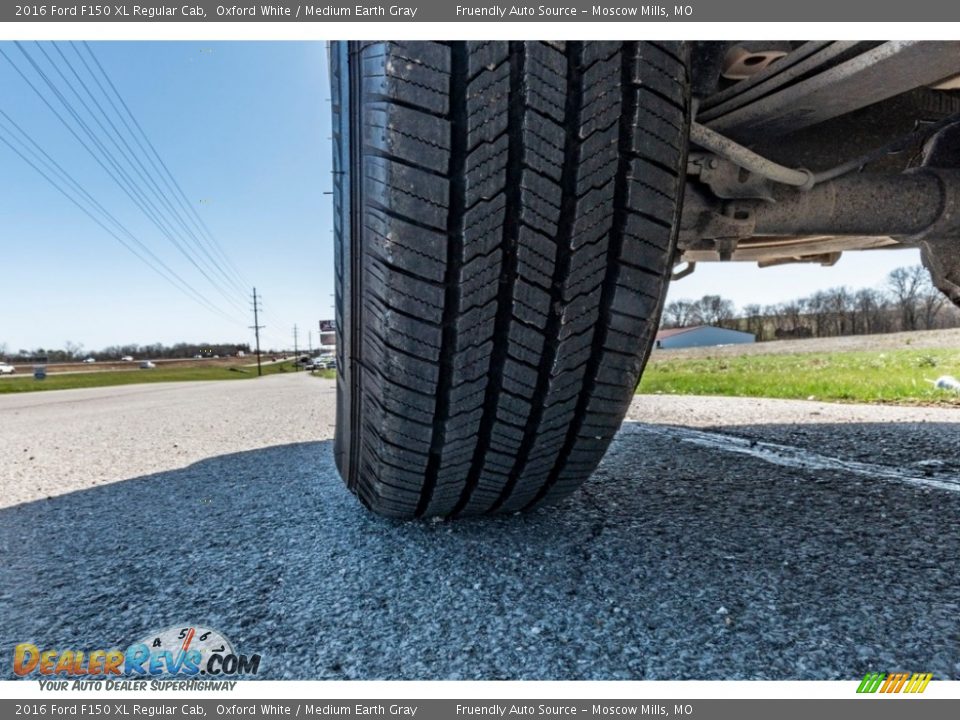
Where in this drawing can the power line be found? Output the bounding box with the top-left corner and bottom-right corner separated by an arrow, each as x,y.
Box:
293,324 -> 299,370
0,111 -> 228,321
71,42 -> 303,341
0,116 -> 243,326
250,287 -> 264,377
81,41 -> 253,294
47,41 -> 249,300
71,42 -> 302,340
13,41 -> 249,317
65,41 -> 252,299
244,291 -> 291,352
0,42 -> 300,344
263,306 -> 290,332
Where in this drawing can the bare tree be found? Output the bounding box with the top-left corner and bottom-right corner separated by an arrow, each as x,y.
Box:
854,287 -> 886,335
693,294 -> 736,327
826,286 -> 853,337
662,299 -> 696,328
781,299 -> 809,334
887,266 -> 925,331
806,291 -> 830,336
742,303 -> 765,340
723,264 -> 956,343
63,340 -> 84,360
918,272 -> 948,329
764,303 -> 784,331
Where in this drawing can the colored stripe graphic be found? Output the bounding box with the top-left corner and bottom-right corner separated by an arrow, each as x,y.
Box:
857,672 -> 886,693
880,673 -> 897,693
857,672 -> 932,694
908,673 -> 933,693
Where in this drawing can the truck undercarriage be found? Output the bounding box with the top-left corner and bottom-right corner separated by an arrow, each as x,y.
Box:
681,41 -> 960,302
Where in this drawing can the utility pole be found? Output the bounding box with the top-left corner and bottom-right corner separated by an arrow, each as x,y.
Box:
308,331 -> 313,357
250,287 -> 264,377
293,324 -> 299,371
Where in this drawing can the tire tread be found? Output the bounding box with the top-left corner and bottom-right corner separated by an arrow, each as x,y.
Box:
333,41 -> 689,517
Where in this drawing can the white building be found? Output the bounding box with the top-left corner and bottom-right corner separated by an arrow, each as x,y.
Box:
655,325 -> 755,350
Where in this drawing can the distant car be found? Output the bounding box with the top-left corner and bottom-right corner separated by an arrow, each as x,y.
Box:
305,355 -> 336,371
193,354 -> 203,359
139,361 -> 156,369
0,363 -> 15,375
82,357 -> 96,363
121,356 -> 134,362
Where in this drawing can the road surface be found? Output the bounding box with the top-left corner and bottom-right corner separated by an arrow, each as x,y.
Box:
1,374 -> 958,680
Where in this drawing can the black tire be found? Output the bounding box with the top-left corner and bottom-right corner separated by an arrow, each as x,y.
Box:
331,41 -> 690,518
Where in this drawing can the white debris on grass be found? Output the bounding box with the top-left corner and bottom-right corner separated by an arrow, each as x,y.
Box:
932,375 -> 960,392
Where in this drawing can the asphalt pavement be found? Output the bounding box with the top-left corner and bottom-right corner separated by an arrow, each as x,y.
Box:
1,374 -> 958,680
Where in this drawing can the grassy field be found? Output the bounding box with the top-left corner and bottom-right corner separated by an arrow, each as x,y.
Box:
0,362 -> 335,394
638,347 -> 960,405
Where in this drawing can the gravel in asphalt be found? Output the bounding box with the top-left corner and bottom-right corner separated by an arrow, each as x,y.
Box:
1,374 -> 957,680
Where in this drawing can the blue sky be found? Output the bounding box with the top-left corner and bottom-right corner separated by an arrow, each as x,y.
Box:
0,41 -> 331,353
0,40 -> 919,353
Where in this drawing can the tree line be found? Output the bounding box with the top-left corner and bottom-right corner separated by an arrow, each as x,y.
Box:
0,341 -> 252,363
662,265 -> 959,342
4,265 -> 957,360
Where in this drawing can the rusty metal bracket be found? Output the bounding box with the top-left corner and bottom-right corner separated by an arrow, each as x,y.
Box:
916,131 -> 960,307
671,262 -> 697,281
919,238 -> 960,307
690,153 -> 775,201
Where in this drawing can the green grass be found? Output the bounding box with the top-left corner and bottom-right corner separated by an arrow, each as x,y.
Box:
638,348 -> 960,405
308,369 -> 338,380
0,362 -> 335,394
14,343 -> 956,405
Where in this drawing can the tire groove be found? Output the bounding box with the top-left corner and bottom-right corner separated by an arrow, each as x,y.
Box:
366,293 -> 442,327
449,41 -> 527,518
633,83 -> 684,113
524,41 -> 640,510
346,41 -> 364,493
363,93 -> 447,118
416,43 -> 468,517
364,148 -> 449,179
367,253 -> 445,288
368,203 -> 446,233
489,42 -> 585,514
